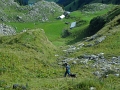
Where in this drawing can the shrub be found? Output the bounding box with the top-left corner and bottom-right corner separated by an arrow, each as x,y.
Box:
61,79 -> 103,90
0,68 -> 7,75
61,29 -> 71,38
88,16 -> 106,35
0,80 -> 7,88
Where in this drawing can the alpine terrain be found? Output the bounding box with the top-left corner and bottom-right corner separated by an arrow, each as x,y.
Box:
0,0 -> 120,90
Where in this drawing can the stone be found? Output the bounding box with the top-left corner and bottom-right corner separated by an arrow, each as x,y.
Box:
0,23 -> 16,36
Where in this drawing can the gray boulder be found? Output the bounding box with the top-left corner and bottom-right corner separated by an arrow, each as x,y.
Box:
0,23 -> 16,36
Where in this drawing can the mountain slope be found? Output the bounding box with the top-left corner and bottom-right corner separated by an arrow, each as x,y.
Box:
56,7 -> 120,90
57,0 -> 120,11
0,29 -> 58,86
88,5 -> 120,35
0,0 -> 63,22
65,5 -> 120,57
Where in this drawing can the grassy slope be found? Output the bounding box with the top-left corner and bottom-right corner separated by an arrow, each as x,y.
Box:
63,4 -> 116,44
60,9 -> 120,90
0,3 -> 120,90
71,14 -> 120,58
0,29 -> 61,89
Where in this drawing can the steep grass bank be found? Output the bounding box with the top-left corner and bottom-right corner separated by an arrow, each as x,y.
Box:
0,29 -> 61,89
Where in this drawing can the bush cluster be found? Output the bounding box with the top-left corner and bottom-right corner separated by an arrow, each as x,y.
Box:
88,16 -> 106,35
61,29 -> 70,38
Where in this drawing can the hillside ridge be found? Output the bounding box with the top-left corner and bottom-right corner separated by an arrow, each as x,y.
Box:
57,0 -> 120,11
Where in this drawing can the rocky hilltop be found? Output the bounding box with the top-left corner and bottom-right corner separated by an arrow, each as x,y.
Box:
0,0 -> 63,22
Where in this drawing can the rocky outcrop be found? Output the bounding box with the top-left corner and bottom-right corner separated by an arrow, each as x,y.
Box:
0,23 -> 16,36
80,3 -> 112,13
0,0 -> 63,22
58,50 -> 120,78
57,40 -> 120,79
24,0 -> 63,22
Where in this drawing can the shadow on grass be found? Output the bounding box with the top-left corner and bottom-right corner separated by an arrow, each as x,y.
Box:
65,28 -> 90,45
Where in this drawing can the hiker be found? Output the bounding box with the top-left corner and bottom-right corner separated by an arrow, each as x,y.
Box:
64,63 -> 70,77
